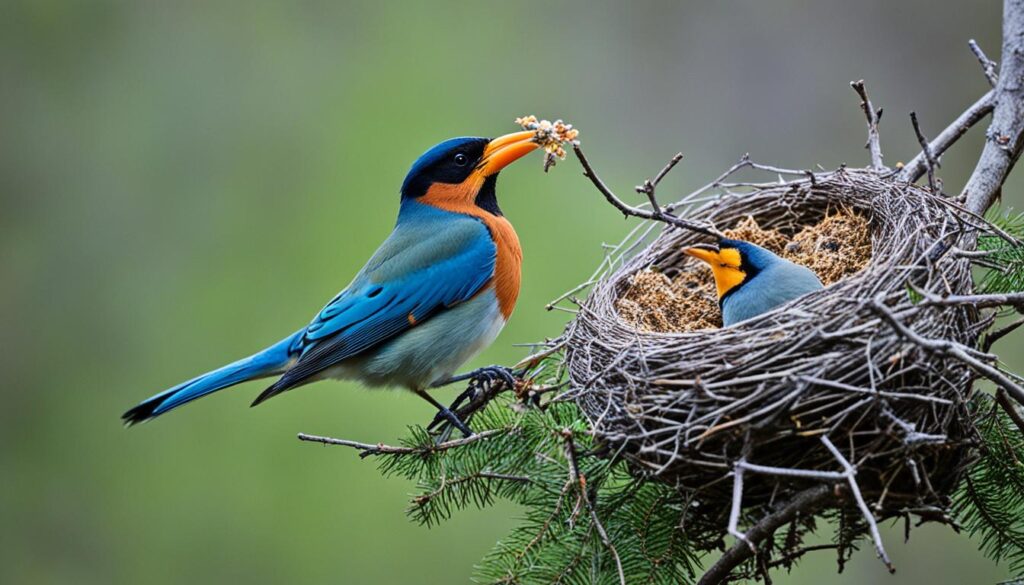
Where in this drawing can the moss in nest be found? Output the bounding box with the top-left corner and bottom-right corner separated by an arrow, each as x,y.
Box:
616,270 -> 721,332
615,211 -> 871,332
723,216 -> 789,254
784,211 -> 872,285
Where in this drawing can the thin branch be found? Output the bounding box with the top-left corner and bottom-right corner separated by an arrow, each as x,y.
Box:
697,484 -> 834,585
851,80 -> 885,170
963,0 -> 1024,215
970,38 -> 1000,87
562,430 -> 625,585
411,471 -> 531,508
910,111 -> 939,193
726,460 -> 749,546
984,316 -> 1024,351
650,152 -> 685,189
996,388 -> 1024,435
573,144 -> 726,239
636,154 -> 685,217
916,289 -> 1024,310
899,91 -> 996,183
296,428 -> 506,458
820,435 -> 895,573
872,298 -> 1024,408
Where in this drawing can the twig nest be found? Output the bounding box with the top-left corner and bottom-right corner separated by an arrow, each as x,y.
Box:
562,168 -> 987,538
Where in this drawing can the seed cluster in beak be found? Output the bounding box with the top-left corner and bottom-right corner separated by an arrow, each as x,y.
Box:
514,115 -> 580,171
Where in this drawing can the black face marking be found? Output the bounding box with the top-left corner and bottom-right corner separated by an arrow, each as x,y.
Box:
475,174 -> 502,216
401,138 -> 488,199
717,246 -> 761,306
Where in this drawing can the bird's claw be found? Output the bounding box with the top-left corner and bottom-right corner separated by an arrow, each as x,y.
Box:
435,407 -> 474,438
427,385 -> 478,431
467,365 -> 519,389
426,365 -> 521,435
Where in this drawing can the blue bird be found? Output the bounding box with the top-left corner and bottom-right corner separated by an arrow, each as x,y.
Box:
684,238 -> 823,326
122,131 -> 542,435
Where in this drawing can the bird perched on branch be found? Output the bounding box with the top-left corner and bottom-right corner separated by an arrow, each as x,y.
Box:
122,131 -> 542,435
684,238 -> 823,326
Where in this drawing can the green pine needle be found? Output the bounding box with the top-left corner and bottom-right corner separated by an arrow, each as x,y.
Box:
978,209 -> 1024,296
954,395 -> 1024,578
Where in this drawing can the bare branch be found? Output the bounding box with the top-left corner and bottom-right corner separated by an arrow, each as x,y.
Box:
984,316 -> 1024,351
573,144 -> 726,239
962,0 -> 1024,214
562,430 -> 625,585
917,289 -> 1024,310
636,153 -> 684,214
821,435 -> 895,573
910,112 -> 940,193
851,80 -> 885,170
970,38 -> 1000,87
996,388 -> 1024,435
297,429 -> 506,458
697,485 -> 834,585
899,91 -> 995,183
872,297 -> 1024,408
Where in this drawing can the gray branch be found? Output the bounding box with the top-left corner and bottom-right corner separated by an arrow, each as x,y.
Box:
962,0 -> 1024,214
697,484 -> 834,585
898,91 -> 995,183
851,80 -> 886,170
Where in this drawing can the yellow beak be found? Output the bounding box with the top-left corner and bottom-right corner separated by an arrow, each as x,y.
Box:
478,131 -> 539,176
684,244 -> 746,299
683,244 -> 722,265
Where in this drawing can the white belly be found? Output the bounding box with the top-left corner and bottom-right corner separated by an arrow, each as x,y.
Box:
321,288 -> 507,390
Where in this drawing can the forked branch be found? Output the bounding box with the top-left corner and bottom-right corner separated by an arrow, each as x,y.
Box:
573,144 -> 726,239
851,80 -> 885,170
962,0 -> 1024,214
697,484 -> 834,585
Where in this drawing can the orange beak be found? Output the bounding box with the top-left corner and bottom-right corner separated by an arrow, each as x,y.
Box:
478,131 -> 539,176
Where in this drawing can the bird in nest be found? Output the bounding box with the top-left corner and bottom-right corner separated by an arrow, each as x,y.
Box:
684,238 -> 823,326
122,131 -> 545,437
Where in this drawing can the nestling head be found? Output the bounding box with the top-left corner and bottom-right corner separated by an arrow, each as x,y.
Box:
683,238 -> 778,299
400,132 -> 539,213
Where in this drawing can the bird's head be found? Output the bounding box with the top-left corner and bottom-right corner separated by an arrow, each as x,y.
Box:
683,238 -> 778,300
400,132 -> 539,215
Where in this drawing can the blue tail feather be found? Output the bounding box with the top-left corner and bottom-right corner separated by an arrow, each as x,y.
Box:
122,330 -> 303,425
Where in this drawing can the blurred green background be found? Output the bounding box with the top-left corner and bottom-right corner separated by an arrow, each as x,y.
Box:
2,1 -> 1021,583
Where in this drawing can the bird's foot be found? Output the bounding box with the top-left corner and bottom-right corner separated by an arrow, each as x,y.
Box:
425,366 -> 523,440
427,365 -> 522,431
415,390 -> 475,439
433,365 -> 519,389
427,385 -> 479,431
434,407 -> 474,438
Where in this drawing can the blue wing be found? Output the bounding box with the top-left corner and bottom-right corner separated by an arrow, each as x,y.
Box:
253,205 -> 496,403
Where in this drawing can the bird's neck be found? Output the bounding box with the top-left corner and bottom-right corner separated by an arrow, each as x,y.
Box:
403,193 -> 522,320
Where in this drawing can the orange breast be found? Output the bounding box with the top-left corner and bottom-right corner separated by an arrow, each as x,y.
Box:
420,182 -> 523,319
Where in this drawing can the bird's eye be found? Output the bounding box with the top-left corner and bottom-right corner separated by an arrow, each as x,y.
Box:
453,153 -> 469,166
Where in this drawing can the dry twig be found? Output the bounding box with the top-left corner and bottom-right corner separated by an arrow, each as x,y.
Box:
562,430 -> 626,585
910,111 -> 939,193
297,429 -> 506,458
573,145 -> 726,239
851,80 -> 885,170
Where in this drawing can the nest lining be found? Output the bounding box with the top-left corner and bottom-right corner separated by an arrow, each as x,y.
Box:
562,168 -> 993,545
616,212 -> 872,333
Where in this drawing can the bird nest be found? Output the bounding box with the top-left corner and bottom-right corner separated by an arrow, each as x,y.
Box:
559,165 -> 999,553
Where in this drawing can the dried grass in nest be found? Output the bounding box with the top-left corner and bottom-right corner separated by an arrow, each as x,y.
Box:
558,167 -> 1001,552
616,211 -> 872,333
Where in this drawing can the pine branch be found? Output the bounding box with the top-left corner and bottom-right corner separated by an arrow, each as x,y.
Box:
954,396 -> 1024,577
